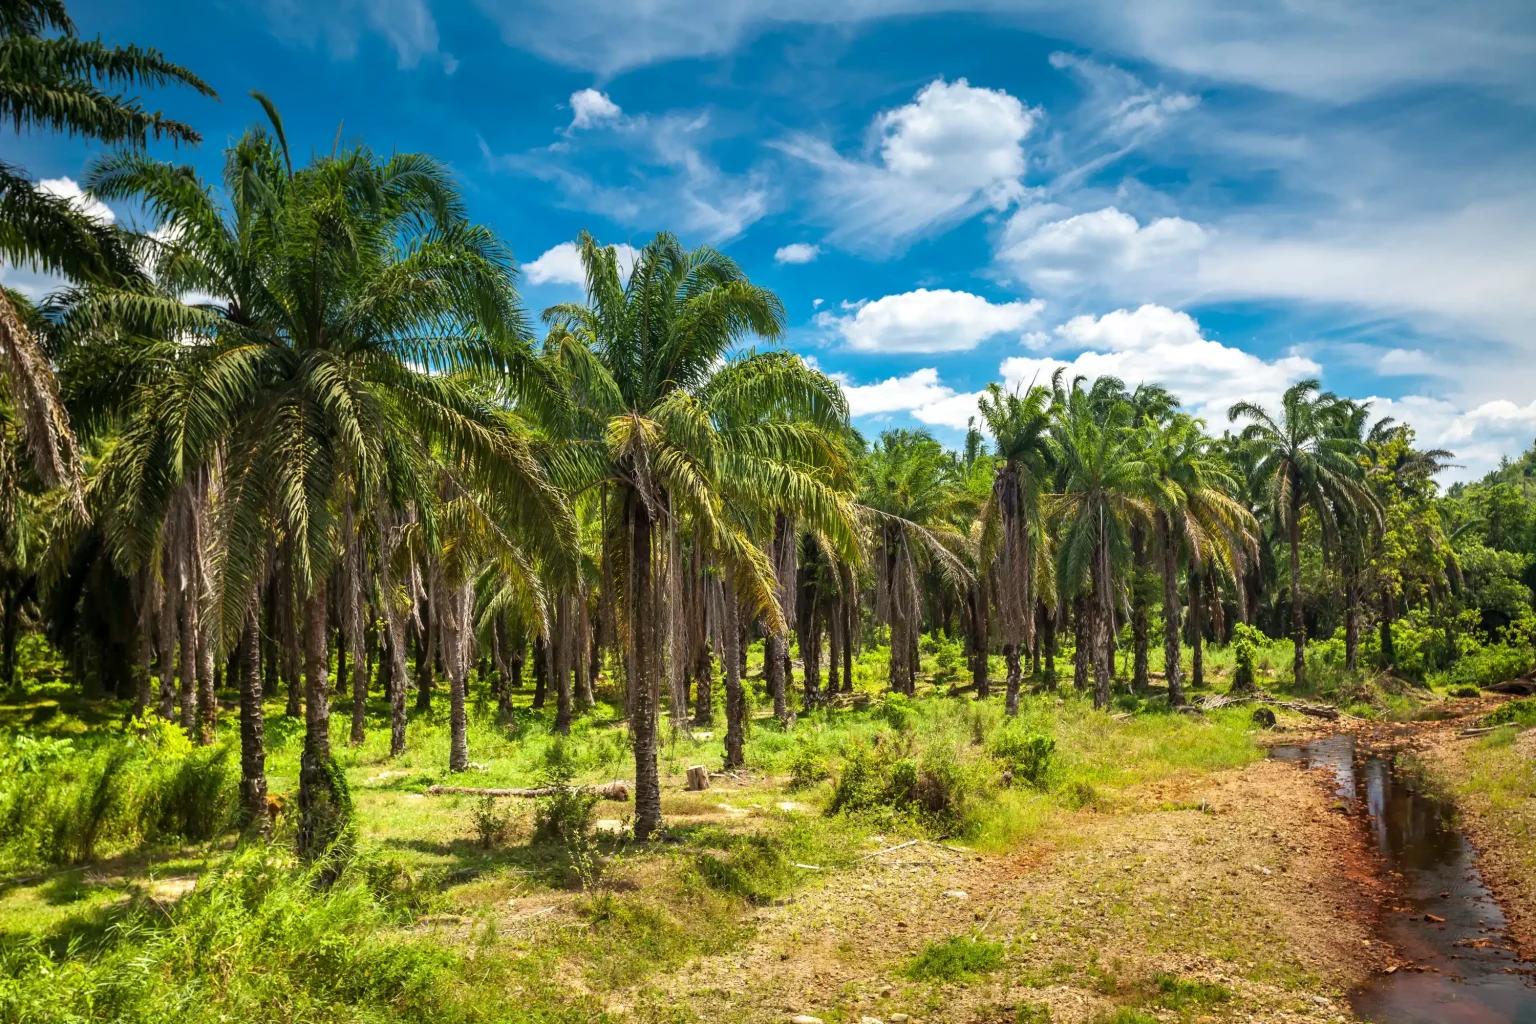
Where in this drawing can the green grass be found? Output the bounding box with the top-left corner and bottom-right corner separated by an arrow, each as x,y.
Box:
1153,972 -> 1232,1008
901,934 -> 1006,981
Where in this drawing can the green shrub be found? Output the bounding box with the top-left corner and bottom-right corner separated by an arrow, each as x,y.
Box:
1015,1004 -> 1053,1024
991,730 -> 1055,788
1483,698 -> 1536,728
1449,685 -> 1482,699
902,935 -> 1004,981
825,736 -> 990,831
470,795 -> 512,848
786,742 -> 830,790
880,693 -> 917,732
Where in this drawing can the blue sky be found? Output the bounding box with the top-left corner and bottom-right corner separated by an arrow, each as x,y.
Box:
7,0 -> 1536,479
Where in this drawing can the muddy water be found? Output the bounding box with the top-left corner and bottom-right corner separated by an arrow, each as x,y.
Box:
1270,734 -> 1536,1022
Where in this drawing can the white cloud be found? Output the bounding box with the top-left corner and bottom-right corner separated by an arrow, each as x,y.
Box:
472,1 -> 1536,103
524,240 -> 641,286
836,367 -> 984,430
779,77 -> 1034,252
997,205 -> 1206,292
818,288 -> 1044,353
568,88 -> 623,130
774,242 -> 821,264
1048,52 -> 1199,138
1366,394 -> 1536,481
39,177 -> 114,224
1000,304 -> 1318,425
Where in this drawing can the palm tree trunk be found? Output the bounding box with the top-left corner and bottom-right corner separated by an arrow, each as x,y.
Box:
723,587 -> 745,769
1159,515 -> 1184,706
298,581 -> 346,865
970,580 -> 990,700
443,582 -> 470,771
415,606 -> 436,712
826,603 -> 842,696
532,633 -> 548,709
1288,494 -> 1305,688
554,593 -> 573,736
1131,528 -> 1149,693
178,583 -> 199,735
1,588 -> 19,699
766,631 -> 789,721
841,583 -> 855,693
1189,568 -> 1204,690
1042,602 -> 1057,689
238,607 -> 267,837
629,495 -> 662,840
1072,595 -> 1088,692
693,639 -> 713,725
1091,544 -> 1113,710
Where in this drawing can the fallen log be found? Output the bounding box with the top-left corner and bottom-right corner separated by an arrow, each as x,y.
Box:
426,781 -> 631,801
1195,693 -> 1343,720
1485,678 -> 1536,696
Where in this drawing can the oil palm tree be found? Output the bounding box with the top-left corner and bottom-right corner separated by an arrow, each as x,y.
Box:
542,232 -> 855,839
1145,413 -> 1257,703
1,0 -> 213,511
859,430 -> 973,696
1048,375 -> 1151,709
1230,380 -> 1376,690
89,103 -> 570,862
977,381 -> 1053,715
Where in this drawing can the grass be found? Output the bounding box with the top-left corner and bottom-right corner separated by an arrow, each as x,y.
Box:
901,934 -> 1006,981
0,631 -> 1390,1023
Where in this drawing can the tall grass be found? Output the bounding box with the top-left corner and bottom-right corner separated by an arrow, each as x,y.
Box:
0,721 -> 237,874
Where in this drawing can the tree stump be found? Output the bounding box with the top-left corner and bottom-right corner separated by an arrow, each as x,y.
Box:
686,765 -> 710,791
1251,706 -> 1277,728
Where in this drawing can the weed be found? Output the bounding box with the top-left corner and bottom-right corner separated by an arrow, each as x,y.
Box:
1154,973 -> 1232,1008
1015,1003 -> 1053,1024
469,795 -> 512,848
1094,1011 -> 1158,1024
786,743 -> 830,790
901,935 -> 1005,981
1484,698 -> 1536,728
992,730 -> 1055,788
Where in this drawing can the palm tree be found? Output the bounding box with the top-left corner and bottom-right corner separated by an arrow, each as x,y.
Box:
1048,375 -> 1150,709
1,0 -> 213,510
977,382 -> 1053,715
89,103 -> 570,861
1230,381 -> 1376,690
1144,413 -> 1257,703
859,430 -> 973,696
543,232 -> 855,839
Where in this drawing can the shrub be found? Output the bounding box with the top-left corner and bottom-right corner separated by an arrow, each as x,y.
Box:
902,935 -> 1004,981
991,730 -> 1055,788
1449,685 -> 1482,699
532,742 -> 601,886
1016,1004 -> 1053,1024
470,796 -> 512,848
786,743 -> 830,790
880,693 -> 917,732
825,736 -> 990,831
1483,698 -> 1536,728
1230,623 -> 1263,692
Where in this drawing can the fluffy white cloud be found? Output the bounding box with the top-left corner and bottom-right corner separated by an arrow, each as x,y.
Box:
818,288 -> 1044,353
836,368 -> 983,430
524,240 -> 641,286
997,205 -> 1206,292
39,177 -> 114,224
568,88 -> 623,130
1366,394 -> 1536,481
1000,304 -> 1318,425
774,242 -> 821,264
780,78 -> 1034,251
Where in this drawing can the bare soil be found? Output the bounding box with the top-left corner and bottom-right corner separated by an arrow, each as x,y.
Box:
615,755 -> 1389,1023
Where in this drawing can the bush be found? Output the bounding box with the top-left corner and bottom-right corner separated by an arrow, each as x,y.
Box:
1154,973 -> 1232,1008
1230,623 -> 1263,692
825,736 -> 991,831
1483,698 -> 1536,728
532,742 -> 601,886
991,730 -> 1055,788
880,693 -> 917,732
902,935 -> 1004,981
470,796 -> 512,848
786,742 -> 830,790
0,721 -> 238,872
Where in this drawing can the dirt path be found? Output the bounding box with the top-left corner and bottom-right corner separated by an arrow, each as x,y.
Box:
620,756 -> 1387,1024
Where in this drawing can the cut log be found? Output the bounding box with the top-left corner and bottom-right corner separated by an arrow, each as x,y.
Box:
426,781 -> 630,800
685,765 -> 710,791
1485,679 -> 1536,696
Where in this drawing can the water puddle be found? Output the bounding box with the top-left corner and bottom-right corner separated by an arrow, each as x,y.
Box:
1270,734 -> 1536,1022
